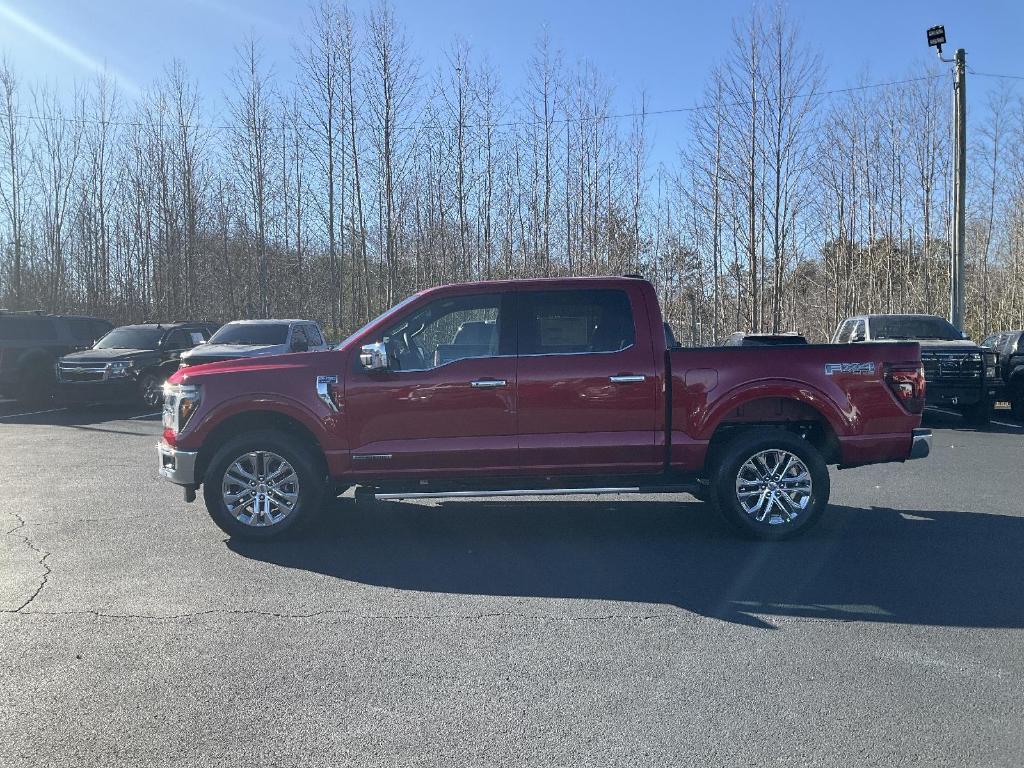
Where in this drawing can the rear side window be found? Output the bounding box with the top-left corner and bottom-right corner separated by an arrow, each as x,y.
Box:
0,315 -> 57,341
519,289 -> 635,356
306,324 -> 324,346
66,318 -> 109,343
834,320 -> 854,344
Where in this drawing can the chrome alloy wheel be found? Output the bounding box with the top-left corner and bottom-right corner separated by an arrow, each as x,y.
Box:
221,451 -> 300,527
734,448 -> 813,526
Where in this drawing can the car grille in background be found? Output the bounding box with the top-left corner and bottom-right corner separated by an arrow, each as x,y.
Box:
58,361 -> 107,382
920,351 -> 981,383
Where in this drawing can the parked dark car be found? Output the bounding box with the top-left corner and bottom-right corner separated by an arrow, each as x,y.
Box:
723,332 -> 809,347
0,311 -> 113,403
832,314 -> 999,426
981,330 -> 1024,419
58,322 -> 217,407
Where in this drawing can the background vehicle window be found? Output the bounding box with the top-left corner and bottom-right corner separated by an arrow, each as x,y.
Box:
381,293 -> 501,371
519,289 -> 634,355
209,323 -> 289,345
852,319 -> 866,341
306,324 -> 324,346
66,318 -> 105,343
163,329 -> 193,350
834,320 -> 853,343
0,315 -> 57,341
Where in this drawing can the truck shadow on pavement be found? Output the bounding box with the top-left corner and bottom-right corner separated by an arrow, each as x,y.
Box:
229,498 -> 1024,630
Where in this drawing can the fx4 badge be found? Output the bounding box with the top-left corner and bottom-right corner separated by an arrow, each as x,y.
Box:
825,362 -> 876,376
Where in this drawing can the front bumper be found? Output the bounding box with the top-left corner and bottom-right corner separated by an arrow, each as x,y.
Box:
909,428 -> 931,460
925,383 -> 996,408
158,441 -> 199,486
58,377 -> 138,402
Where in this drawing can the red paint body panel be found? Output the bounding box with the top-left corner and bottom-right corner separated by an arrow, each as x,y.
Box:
167,276 -> 924,484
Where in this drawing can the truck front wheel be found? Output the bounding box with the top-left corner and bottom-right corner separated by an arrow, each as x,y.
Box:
709,429 -> 830,540
202,430 -> 325,540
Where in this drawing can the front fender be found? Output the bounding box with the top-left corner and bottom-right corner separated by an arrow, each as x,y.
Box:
178,391 -> 335,452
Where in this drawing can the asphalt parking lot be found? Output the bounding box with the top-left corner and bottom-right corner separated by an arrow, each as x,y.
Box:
1,400 -> 1022,767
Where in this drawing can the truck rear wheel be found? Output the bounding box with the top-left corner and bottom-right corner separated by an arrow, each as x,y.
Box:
202,430 -> 325,540
709,428 -> 830,540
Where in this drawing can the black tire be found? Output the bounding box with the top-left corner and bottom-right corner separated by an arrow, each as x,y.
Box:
16,360 -> 55,404
202,430 -> 326,540
959,399 -> 993,428
137,372 -> 164,409
708,428 -> 830,541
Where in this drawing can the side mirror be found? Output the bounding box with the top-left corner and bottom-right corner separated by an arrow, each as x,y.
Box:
360,341 -> 389,370
961,331 -> 970,340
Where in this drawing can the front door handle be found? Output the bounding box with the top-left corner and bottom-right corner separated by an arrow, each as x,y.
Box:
471,379 -> 507,388
609,375 -> 646,384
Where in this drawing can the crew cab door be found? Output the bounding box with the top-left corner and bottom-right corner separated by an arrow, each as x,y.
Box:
344,291 -> 517,479
515,286 -> 660,474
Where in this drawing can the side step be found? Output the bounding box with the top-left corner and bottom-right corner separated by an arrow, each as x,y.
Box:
372,485 -> 699,501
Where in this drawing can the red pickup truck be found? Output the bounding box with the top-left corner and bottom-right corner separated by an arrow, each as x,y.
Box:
157,277 -> 930,541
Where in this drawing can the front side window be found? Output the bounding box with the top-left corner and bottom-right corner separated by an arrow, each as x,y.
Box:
519,289 -> 634,355
834,320 -> 854,344
380,293 -> 502,371
163,329 -> 193,350
306,324 -> 324,347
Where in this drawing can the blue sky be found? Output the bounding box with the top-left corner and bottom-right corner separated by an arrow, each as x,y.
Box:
0,0 -> 1021,167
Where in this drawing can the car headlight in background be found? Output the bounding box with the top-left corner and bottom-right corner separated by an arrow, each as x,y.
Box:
106,360 -> 136,379
983,352 -> 998,380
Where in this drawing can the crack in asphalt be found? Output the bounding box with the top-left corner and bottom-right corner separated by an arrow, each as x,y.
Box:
4,513 -> 52,613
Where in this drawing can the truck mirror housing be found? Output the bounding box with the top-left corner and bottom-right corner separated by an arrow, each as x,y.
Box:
360,342 -> 389,371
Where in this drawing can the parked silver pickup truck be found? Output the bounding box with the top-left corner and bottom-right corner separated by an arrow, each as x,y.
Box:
178,319 -> 329,367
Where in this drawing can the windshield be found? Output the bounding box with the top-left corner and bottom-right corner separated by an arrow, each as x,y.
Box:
208,323 -> 289,346
869,316 -> 963,341
94,327 -> 164,349
337,293 -> 422,350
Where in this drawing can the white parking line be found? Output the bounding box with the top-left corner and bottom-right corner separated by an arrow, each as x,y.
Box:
0,407 -> 67,420
927,406 -> 1022,429
129,411 -> 162,420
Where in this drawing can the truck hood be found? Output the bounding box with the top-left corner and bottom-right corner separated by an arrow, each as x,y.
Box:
169,349 -> 334,385
180,343 -> 288,362
61,347 -> 157,363
916,339 -> 981,350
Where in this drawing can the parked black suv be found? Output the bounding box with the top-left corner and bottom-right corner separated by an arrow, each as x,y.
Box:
57,322 -> 217,407
981,330 -> 1023,419
0,311 -> 113,403
833,314 -> 999,426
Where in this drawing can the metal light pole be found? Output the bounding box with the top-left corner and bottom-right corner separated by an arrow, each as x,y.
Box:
928,25 -> 967,331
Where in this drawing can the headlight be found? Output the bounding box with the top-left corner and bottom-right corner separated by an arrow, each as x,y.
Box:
162,384 -> 201,433
106,360 -> 135,378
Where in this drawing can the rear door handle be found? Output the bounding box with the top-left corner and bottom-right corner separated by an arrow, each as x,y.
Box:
609,375 -> 646,384
471,379 -> 507,388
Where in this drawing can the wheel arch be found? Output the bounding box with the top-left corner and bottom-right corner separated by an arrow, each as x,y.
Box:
195,409 -> 328,487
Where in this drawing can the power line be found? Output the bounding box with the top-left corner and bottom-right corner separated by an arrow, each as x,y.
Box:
8,73 -> 946,134
969,70 -> 1024,82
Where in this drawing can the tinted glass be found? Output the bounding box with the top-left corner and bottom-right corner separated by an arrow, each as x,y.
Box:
66,318 -> 108,342
519,289 -> 634,355
0,315 -> 57,341
382,293 -> 501,371
868,315 -> 961,341
209,323 -> 289,345
95,327 -> 164,349
835,320 -> 853,343
164,329 -> 193,350
306,324 -> 324,346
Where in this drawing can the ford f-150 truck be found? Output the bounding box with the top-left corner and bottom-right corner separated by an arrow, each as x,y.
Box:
157,277 -> 931,541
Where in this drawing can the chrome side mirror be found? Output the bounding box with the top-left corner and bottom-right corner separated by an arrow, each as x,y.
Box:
360,342 -> 389,370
